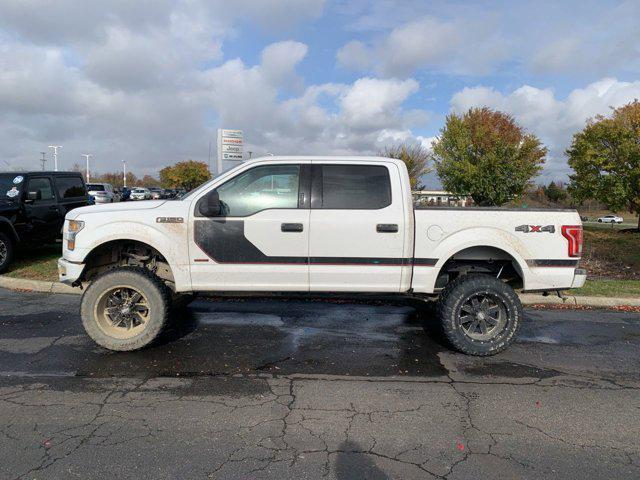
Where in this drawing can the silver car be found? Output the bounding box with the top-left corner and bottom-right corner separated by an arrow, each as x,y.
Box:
86,183 -> 118,204
130,187 -> 152,200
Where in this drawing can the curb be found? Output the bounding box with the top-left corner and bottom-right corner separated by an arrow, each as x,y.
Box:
519,293 -> 640,307
0,275 -> 638,307
0,276 -> 79,295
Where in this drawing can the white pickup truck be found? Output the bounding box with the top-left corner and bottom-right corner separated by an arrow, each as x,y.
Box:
58,156 -> 586,355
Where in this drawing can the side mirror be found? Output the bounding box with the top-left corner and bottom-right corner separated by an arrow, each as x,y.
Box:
199,190 -> 221,217
27,191 -> 41,201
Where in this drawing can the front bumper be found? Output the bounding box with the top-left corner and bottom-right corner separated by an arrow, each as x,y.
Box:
571,268 -> 587,288
58,258 -> 86,285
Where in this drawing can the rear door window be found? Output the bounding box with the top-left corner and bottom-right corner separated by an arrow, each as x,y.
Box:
55,176 -> 86,199
320,165 -> 391,209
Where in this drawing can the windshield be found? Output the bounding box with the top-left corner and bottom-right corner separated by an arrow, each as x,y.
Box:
0,173 -> 24,200
87,184 -> 106,191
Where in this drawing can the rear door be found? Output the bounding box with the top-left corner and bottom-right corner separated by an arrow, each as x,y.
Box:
308,161 -> 407,292
53,175 -> 87,231
189,161 -> 311,291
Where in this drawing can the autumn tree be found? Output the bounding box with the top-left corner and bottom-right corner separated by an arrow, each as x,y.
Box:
95,171 -> 138,189
432,107 -> 547,206
140,175 -> 161,188
380,143 -> 431,190
159,160 -> 211,191
568,100 -> 640,230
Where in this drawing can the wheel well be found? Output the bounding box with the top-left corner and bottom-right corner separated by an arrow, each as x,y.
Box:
81,240 -> 175,288
0,221 -> 18,243
435,246 -> 523,290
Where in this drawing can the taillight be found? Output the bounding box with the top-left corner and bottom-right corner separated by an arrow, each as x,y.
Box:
561,225 -> 583,257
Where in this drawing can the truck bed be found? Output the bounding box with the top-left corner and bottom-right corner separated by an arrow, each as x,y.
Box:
411,207 -> 583,293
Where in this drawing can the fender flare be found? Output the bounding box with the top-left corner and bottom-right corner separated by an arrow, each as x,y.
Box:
77,223 -> 180,267
431,227 -> 530,282
0,217 -> 19,242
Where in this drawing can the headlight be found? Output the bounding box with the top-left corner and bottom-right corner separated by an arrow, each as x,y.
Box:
65,220 -> 85,250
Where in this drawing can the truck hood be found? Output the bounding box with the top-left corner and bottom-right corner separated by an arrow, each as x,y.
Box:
67,200 -> 168,220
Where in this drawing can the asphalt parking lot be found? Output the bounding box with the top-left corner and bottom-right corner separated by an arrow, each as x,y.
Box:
0,288 -> 638,479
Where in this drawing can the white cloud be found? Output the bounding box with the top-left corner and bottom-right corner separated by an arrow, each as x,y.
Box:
340,77 -> 420,130
0,0 -> 333,175
338,1 -> 640,78
450,78 -> 640,180
203,52 -> 428,157
337,14 -> 509,76
336,40 -> 372,71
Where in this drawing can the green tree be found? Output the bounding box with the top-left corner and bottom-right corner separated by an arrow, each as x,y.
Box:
432,107 -> 547,206
543,181 -> 567,203
380,143 -> 431,190
568,100 -> 640,230
159,160 -> 211,190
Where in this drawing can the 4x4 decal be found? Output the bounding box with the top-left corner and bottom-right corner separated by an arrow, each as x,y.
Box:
515,224 -> 555,233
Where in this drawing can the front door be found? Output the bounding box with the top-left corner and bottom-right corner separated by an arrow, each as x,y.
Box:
23,176 -> 60,242
308,162 -> 407,292
189,162 -> 311,291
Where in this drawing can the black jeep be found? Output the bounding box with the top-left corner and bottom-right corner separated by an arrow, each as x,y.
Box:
0,171 -> 88,273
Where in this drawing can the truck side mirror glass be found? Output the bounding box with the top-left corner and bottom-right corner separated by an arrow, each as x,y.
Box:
199,190 -> 221,217
27,191 -> 41,201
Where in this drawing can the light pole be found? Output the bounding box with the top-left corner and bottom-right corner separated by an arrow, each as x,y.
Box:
81,154 -> 92,182
40,152 -> 47,171
122,160 -> 127,188
48,145 -> 62,171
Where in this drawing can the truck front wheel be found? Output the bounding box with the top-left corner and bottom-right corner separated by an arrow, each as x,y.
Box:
80,267 -> 170,351
437,274 -> 522,356
0,232 -> 14,274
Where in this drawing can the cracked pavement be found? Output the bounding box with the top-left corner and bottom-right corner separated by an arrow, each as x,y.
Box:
0,289 -> 638,479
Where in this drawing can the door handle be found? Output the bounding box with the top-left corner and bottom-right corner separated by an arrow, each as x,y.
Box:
377,223 -> 399,233
281,223 -> 304,232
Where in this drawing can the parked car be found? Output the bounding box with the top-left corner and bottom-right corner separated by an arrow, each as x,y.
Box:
59,156 -> 586,356
597,215 -> 623,224
149,188 -> 165,200
0,171 -> 87,272
129,187 -> 151,200
86,183 -> 118,204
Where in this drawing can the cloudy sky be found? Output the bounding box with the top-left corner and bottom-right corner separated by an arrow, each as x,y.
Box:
1,0 -> 639,185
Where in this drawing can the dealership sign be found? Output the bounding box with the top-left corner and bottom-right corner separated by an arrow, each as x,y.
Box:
217,129 -> 243,161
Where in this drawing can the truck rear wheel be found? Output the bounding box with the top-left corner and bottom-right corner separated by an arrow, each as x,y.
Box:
80,267 -> 170,351
0,232 -> 14,274
437,274 -> 522,356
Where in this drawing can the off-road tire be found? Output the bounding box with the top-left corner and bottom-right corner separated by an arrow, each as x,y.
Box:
0,232 -> 14,274
437,274 -> 522,356
80,267 -> 171,351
